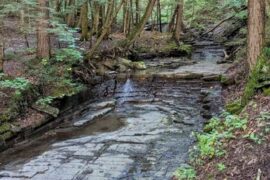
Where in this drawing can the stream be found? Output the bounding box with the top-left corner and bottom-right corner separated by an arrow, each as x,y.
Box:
0,41 -> 230,180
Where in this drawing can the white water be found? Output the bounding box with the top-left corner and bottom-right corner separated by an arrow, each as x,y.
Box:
120,78 -> 134,104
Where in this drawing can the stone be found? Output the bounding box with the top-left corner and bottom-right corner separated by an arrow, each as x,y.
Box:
132,61 -> 147,70
89,100 -> 116,109
117,57 -> 133,68
74,107 -> 113,127
117,64 -> 129,73
32,103 -> 59,118
220,74 -> 235,85
202,74 -> 221,81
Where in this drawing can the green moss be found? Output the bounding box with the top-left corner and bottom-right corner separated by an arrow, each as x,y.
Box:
241,53 -> 268,106
132,61 -> 146,70
263,88 -> 270,96
0,114 -> 10,122
226,100 -> 242,115
0,131 -> 13,141
220,75 -> 235,85
162,42 -> 192,55
0,123 -> 11,134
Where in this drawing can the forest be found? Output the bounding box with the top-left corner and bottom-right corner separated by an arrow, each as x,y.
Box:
0,0 -> 269,179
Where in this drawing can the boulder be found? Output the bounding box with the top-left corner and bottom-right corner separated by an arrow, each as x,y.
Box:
117,57 -> 133,68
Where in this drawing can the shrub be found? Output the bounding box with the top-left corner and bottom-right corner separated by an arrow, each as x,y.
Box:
174,166 -> 196,180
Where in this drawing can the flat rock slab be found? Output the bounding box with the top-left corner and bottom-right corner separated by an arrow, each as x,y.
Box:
0,80 -> 223,180
74,107 -> 114,127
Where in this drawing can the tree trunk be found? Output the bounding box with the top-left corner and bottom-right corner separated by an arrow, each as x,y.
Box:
37,0 -> 50,59
247,0 -> 265,69
123,0 -> 130,35
92,2 -> 100,36
66,0 -> 76,27
80,1 -> 89,41
124,0 -> 156,47
87,0 -> 125,59
0,33 -> 4,72
168,7 -> 177,32
173,0 -> 184,42
157,0 -> 162,32
135,0 -> 140,24
55,0 -> 62,13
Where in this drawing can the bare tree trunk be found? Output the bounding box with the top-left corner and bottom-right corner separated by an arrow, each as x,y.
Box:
55,0 -> 62,13
168,6 -> 177,32
80,1 -> 89,41
247,0 -> 265,69
135,0 -> 140,24
0,33 -> 4,72
157,0 -> 162,32
123,0 -> 130,35
92,2 -> 100,36
66,0 -> 76,27
37,0 -> 50,59
173,0 -> 184,42
124,0 -> 156,47
87,0 -> 125,59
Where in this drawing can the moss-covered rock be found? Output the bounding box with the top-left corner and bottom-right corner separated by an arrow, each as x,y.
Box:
0,123 -> 11,134
263,88 -> 270,96
220,74 -> 235,85
0,131 -> 13,141
226,100 -> 242,115
32,103 -> 59,118
161,42 -> 192,55
133,61 -> 147,70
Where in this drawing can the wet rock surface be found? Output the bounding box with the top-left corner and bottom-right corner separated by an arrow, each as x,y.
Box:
0,80 -> 223,180
0,41 -> 229,180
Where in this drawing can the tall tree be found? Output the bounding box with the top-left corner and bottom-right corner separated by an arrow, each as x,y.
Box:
247,0 -> 266,69
124,0 -> 157,47
0,29 -> 3,72
66,0 -> 76,27
173,0 -> 184,42
87,0 -> 125,59
135,0 -> 140,24
37,0 -> 50,59
80,1 -> 89,41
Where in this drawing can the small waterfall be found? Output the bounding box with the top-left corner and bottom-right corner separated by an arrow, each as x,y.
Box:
120,78 -> 134,104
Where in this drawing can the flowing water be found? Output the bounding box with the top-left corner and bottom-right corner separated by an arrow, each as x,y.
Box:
0,41 -> 230,180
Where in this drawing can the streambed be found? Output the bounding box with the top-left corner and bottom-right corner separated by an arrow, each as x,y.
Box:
0,41 -> 229,180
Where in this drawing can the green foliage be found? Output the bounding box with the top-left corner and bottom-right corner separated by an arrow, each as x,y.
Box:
191,114 -> 247,163
55,48 -> 83,63
174,166 -> 196,180
36,96 -> 55,106
224,114 -> 247,131
226,100 -> 242,115
0,77 -> 30,91
217,163 -> 226,172
244,133 -> 262,144
203,117 -> 221,132
195,131 -> 222,159
257,112 -> 270,122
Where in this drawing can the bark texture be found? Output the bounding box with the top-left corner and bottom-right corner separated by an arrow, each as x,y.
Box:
0,34 -> 3,72
247,0 -> 265,69
37,0 -> 50,59
173,0 -> 184,42
80,1 -> 89,41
